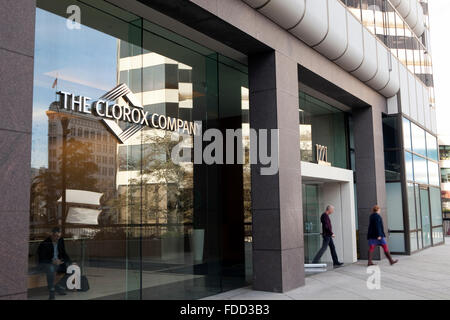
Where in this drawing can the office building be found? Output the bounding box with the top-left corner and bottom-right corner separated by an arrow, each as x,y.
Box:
0,0 -> 444,299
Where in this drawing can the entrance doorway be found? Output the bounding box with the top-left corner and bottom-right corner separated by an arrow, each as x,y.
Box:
301,162 -> 357,265
302,184 -> 322,263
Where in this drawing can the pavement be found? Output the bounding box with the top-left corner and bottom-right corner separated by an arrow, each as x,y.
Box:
205,237 -> 450,300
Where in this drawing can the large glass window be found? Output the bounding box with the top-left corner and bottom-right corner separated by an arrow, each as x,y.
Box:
413,155 -> 428,184
426,132 -> 438,161
430,187 -> 443,227
386,183 -> 404,230
411,123 -> 426,157
302,184 -> 323,263
29,0 -> 248,300
388,233 -> 406,253
410,231 -> 418,252
406,183 -> 417,230
427,161 -> 440,187
432,227 -> 444,245
299,91 -> 348,169
385,151 -> 402,181
420,188 -> 432,247
405,151 -> 414,181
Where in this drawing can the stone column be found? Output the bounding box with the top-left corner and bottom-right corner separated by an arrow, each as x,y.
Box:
353,105 -> 387,260
0,0 -> 36,300
249,50 -> 304,292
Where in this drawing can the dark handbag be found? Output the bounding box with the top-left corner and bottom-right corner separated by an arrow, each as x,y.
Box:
80,275 -> 90,292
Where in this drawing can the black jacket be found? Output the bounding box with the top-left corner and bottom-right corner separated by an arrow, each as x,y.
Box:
320,213 -> 333,237
37,237 -> 71,265
367,213 -> 386,240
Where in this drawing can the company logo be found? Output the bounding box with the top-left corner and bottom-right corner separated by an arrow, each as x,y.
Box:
316,144 -> 331,166
56,84 -> 199,143
55,84 -> 280,175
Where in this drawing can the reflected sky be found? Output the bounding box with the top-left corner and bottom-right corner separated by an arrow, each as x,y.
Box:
31,8 -> 117,168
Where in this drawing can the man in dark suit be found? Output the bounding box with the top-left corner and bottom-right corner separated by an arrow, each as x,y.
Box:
38,227 -> 71,300
312,205 -> 343,267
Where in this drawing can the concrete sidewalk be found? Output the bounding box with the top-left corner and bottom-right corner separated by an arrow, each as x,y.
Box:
206,238 -> 450,300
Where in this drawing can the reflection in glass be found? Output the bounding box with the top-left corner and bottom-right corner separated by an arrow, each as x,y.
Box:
418,230 -> 423,249
430,187 -> 443,227
388,233 -> 405,253
303,184 -> 322,263
410,231 -> 418,252
426,132 -> 438,161
405,151 -> 414,181
299,91 -> 348,168
406,183 -> 417,230
413,155 -> 428,184
432,227 -> 444,245
411,123 -> 426,157
386,183 -> 404,231
383,116 -> 399,149
427,161 -> 439,187
385,151 -> 401,181
420,188 -> 432,247
30,0 -> 248,300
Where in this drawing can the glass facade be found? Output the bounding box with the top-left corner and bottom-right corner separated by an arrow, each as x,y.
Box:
345,0 -> 435,107
302,184 -> 323,264
298,91 -> 349,169
383,115 -> 443,254
29,0 -> 249,299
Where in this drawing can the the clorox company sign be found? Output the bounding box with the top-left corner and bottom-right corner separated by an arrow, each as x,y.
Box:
56,83 -> 199,143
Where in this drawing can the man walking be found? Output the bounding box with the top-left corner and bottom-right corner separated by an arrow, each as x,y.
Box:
312,205 -> 343,267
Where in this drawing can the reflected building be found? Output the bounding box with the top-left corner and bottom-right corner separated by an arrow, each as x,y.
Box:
114,41 -> 195,229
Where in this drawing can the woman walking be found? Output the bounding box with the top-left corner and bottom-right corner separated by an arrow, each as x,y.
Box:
367,205 -> 398,266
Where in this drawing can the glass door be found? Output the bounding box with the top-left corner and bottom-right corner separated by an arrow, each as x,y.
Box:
419,186 -> 432,248
302,184 -> 322,263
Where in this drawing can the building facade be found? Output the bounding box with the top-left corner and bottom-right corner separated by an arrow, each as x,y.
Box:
438,135 -> 450,235
0,0 -> 444,300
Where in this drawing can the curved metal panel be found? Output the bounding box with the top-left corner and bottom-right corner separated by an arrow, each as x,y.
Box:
413,5 -> 425,36
289,0 -> 328,47
408,72 -> 418,121
258,0 -> 306,30
398,63 -> 410,116
365,42 -> 390,91
314,0 -> 347,60
379,56 -> 400,97
394,0 -> 425,37
334,11 -> 364,71
351,28 -> 377,82
424,86 -> 431,130
396,0 -> 411,18
242,0 -> 271,9
416,78 -> 425,125
405,0 -> 418,30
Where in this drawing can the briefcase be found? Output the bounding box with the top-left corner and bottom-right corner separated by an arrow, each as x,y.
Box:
80,275 -> 90,292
